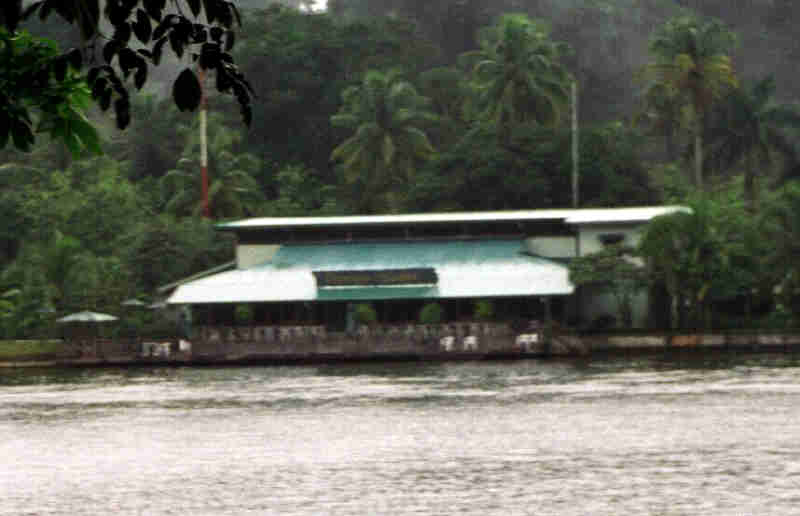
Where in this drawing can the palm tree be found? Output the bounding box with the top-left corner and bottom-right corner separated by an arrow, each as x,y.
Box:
643,15 -> 738,190
330,69 -> 438,213
708,76 -> 800,209
160,152 -> 264,219
460,14 -> 571,142
418,66 -> 469,147
161,116 -> 265,219
636,81 -> 683,163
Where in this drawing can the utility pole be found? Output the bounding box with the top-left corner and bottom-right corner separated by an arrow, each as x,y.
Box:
571,81 -> 579,208
571,81 -> 582,329
198,67 -> 210,218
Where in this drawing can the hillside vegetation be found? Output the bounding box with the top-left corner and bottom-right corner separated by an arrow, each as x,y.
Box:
1,0 -> 799,334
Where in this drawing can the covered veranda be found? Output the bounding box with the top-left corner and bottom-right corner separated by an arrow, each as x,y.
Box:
188,296 -> 567,331
168,238 -> 574,354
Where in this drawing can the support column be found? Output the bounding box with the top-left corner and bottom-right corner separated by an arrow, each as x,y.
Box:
544,297 -> 553,352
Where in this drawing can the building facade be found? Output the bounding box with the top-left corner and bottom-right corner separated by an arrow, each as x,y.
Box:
166,206 -> 686,357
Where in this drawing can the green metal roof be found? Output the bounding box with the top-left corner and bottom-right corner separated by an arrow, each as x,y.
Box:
263,239 -> 541,271
168,239 -> 574,303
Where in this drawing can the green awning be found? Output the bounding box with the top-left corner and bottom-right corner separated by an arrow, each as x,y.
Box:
316,286 -> 438,301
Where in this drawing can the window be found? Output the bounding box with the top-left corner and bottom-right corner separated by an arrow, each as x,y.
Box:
599,233 -> 625,245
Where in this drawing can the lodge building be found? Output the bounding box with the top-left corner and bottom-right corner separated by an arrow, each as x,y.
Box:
165,207 -> 685,357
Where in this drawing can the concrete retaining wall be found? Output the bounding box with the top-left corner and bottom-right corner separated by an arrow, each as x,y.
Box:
5,331 -> 800,367
573,333 -> 800,355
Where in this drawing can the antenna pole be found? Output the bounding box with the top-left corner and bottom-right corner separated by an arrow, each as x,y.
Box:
571,81 -> 579,209
198,67 -> 210,218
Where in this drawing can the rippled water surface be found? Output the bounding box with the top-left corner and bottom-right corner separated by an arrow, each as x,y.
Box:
3,353 -> 800,515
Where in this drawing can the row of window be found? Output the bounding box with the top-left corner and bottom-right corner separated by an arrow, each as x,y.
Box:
237,222 -> 577,244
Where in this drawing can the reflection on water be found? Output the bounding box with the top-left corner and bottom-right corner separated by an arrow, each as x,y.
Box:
3,353 -> 800,515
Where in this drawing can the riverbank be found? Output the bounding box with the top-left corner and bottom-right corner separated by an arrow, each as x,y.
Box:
576,332 -> 800,353
2,331 -> 800,368
0,340 -> 63,362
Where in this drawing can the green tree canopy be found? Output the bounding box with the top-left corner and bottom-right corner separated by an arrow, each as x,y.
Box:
160,153 -> 264,219
0,29 -> 100,155
330,68 -> 438,213
642,14 -> 738,190
639,195 -> 767,329
461,14 -> 571,141
568,244 -> 646,328
413,122 -> 655,212
763,183 -> 800,325
1,0 -> 252,154
121,215 -> 234,293
708,76 -> 800,208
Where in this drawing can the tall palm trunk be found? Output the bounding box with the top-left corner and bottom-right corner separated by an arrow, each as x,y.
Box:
665,125 -> 677,163
694,118 -> 704,190
745,151 -> 757,211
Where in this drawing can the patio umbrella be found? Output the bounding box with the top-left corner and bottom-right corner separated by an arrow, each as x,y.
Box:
56,311 -> 118,357
121,298 -> 147,307
57,311 -> 118,323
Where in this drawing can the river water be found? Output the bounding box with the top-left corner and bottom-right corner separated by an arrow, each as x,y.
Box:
2,353 -> 800,515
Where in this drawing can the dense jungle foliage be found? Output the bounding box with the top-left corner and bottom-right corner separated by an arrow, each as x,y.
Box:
1,0 -> 800,335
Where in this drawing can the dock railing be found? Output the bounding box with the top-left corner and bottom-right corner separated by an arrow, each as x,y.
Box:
190,322 -> 541,357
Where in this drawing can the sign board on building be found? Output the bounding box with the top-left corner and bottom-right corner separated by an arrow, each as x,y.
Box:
314,268 -> 438,287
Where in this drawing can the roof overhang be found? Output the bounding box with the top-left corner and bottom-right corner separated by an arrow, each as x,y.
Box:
168,239 -> 574,304
216,206 -> 689,231
156,260 -> 236,295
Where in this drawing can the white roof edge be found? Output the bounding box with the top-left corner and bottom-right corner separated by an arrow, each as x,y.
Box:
218,206 -> 689,230
563,206 -> 690,224
156,260 -> 236,294
167,260 -> 574,304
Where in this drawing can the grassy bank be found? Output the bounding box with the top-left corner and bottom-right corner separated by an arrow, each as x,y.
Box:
0,340 -> 64,360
